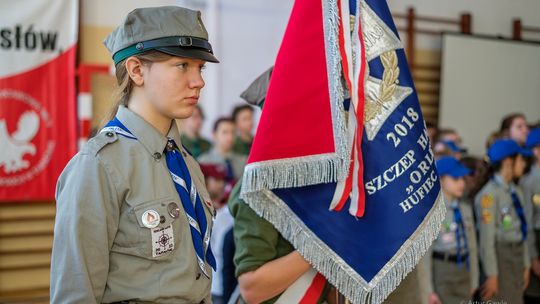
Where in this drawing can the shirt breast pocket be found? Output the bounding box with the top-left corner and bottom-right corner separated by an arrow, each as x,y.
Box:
113,197 -> 182,260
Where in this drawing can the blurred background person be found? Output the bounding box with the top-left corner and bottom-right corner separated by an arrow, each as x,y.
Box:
434,128 -> 467,159
181,105 -> 212,159
426,156 -> 478,304
434,140 -> 467,160
199,117 -> 247,183
474,139 -> 531,304
201,163 -> 235,304
522,128 -> 540,304
500,113 -> 529,147
485,130 -> 504,150
232,104 -> 255,156
437,128 -> 463,145
200,163 -> 228,206
426,122 -> 439,150
461,156 -> 490,202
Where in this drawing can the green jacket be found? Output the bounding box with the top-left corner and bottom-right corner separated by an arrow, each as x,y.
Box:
181,134 -> 212,159
228,182 -> 330,303
232,136 -> 252,156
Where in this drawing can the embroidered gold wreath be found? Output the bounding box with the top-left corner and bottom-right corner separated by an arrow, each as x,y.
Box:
364,50 -> 400,122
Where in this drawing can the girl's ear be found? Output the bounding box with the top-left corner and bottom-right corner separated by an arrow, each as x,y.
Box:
125,57 -> 144,86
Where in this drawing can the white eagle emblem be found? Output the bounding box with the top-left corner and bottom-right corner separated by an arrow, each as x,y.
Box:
0,111 -> 40,174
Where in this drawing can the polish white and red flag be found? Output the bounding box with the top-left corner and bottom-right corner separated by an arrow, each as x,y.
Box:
0,0 -> 78,201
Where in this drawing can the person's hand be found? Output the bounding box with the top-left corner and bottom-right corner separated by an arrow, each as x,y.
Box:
532,258 -> 540,277
481,276 -> 498,300
524,267 -> 531,291
428,292 -> 442,304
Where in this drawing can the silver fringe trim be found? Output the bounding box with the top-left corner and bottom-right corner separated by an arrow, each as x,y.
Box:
243,190 -> 446,304
240,0 -> 350,195
241,153 -> 344,194
322,0 -> 349,167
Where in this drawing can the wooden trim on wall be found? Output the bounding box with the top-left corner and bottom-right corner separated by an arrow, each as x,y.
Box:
513,18 -> 540,41
391,7 -> 473,124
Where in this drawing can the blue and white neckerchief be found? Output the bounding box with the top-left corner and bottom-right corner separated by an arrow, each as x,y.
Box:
102,118 -> 216,277
510,190 -> 528,241
451,202 -> 469,269
101,117 -> 136,140
492,176 -> 528,242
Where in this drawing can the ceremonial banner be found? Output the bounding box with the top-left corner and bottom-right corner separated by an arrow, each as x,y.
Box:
0,0 -> 78,201
241,0 -> 445,303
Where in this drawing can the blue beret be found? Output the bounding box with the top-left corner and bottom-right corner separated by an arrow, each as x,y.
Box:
526,128 -> 540,149
487,139 -> 531,163
436,156 -> 471,178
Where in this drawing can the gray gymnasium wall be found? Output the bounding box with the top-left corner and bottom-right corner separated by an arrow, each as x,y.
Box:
439,33 -> 540,156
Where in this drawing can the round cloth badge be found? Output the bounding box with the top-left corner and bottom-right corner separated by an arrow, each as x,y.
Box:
533,194 -> 540,207
443,221 -> 452,232
502,214 -> 513,230
142,210 -> 160,228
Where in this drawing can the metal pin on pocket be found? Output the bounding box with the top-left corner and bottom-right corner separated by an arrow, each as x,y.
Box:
142,210 -> 160,228
168,202 -> 181,218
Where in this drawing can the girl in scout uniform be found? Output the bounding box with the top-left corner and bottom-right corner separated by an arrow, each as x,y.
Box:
474,139 -> 532,304
50,7 -> 219,303
426,156 -> 479,304
522,128 -> 540,303
500,113 -> 529,147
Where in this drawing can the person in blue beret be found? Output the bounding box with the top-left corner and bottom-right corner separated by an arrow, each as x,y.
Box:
426,156 -> 479,304
474,139 -> 532,303
522,128 -> 540,303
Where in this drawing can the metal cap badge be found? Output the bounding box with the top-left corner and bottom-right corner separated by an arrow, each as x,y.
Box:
167,202 -> 181,218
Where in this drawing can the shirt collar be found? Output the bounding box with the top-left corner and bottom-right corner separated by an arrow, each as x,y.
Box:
210,147 -> 231,160
115,105 -> 182,156
494,174 -> 513,191
532,165 -> 540,177
443,195 -> 459,209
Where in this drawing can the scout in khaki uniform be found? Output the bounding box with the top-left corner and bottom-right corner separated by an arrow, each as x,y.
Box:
475,139 -> 532,304
425,156 -> 479,304
523,128 -> 540,303
50,7 -> 219,303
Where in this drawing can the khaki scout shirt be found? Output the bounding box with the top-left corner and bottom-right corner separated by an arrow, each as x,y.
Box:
50,106 -> 215,304
474,175 -> 530,277
423,197 -> 479,293
522,165 -> 540,259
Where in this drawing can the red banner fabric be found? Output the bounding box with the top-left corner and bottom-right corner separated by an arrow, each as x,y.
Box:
247,0 -> 335,164
0,0 -> 78,201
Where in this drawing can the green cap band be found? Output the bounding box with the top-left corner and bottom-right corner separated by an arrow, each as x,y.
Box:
112,36 -> 214,65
